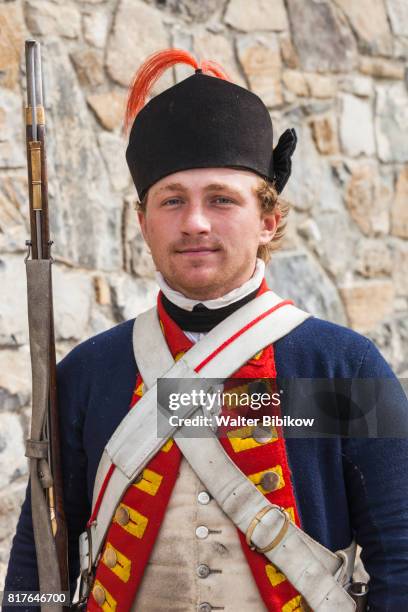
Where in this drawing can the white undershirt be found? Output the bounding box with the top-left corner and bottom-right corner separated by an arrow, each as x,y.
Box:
156,258 -> 265,343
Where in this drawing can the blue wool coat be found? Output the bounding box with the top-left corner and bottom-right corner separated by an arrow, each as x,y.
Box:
4,313 -> 408,611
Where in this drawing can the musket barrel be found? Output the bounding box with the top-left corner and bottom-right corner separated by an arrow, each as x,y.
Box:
25,40 -> 37,140
34,42 -> 44,107
25,40 -> 44,258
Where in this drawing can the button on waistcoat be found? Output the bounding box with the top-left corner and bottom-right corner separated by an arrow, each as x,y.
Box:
132,457 -> 268,611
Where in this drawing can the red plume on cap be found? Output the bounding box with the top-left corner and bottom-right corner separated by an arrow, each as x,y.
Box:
123,48 -> 232,134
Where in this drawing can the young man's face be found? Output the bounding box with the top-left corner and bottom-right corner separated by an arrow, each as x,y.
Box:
138,167 -> 281,300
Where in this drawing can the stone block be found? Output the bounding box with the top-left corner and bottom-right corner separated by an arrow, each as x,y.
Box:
0,412 -> 27,489
0,2 -> 26,91
310,114 -> 339,155
282,71 -> 308,96
339,76 -> 373,97
0,175 -> 29,254
83,8 -> 110,48
0,90 -> 25,169
0,479 -> 26,542
87,91 -> 126,131
394,37 -> 408,60
315,210 -> 360,281
375,83 -> 408,163
93,275 -> 111,306
106,0 -> 170,90
339,94 -> 375,157
297,218 -> 322,245
286,0 -> 357,73
98,132 -> 130,191
391,242 -> 408,295
279,214 -> 300,251
224,0 -> 288,31
0,257 -> 29,346
345,162 -> 391,236
386,0 -> 408,36
280,36 -> 299,69
391,166 -> 408,238
0,476 -> 27,584
355,239 -> 392,278
334,0 -> 392,55
0,348 -> 31,411
25,0 -> 81,38
305,74 -> 337,98
194,32 -> 245,88
89,308 -> 117,336
172,27 -> 195,82
283,121 -> 343,213
150,0 -> 221,22
109,273 -> 157,321
359,56 -> 405,79
266,250 -> 347,324
70,48 -> 105,88
52,265 -> 92,341
236,34 -> 283,107
339,280 -> 394,332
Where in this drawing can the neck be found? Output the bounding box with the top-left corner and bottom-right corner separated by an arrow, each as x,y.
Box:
158,259 -> 268,333
156,258 -> 266,313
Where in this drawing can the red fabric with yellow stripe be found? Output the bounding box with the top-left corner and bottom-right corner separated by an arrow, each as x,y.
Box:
87,282 -> 304,611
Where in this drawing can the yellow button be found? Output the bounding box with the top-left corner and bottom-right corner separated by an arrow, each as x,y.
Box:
260,471 -> 280,492
93,584 -> 106,606
115,505 -> 130,526
104,547 -> 117,568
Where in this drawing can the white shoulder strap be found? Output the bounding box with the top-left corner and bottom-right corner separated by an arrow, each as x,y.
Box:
134,289 -> 308,387
83,292 -> 356,610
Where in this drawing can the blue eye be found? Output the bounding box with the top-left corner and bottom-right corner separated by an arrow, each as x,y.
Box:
214,197 -> 233,204
164,198 -> 181,206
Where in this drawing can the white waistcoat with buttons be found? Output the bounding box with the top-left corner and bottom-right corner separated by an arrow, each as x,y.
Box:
132,457 -> 268,612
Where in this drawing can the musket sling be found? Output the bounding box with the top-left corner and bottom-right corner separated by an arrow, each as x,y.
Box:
25,260 -> 62,611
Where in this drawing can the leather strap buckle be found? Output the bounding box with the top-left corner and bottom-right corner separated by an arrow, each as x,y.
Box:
246,505 -> 290,554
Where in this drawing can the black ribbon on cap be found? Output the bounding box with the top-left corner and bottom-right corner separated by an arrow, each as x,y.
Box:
272,128 -> 297,194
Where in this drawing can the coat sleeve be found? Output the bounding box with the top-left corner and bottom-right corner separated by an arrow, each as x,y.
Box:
342,340 -> 408,612
3,346 -> 92,611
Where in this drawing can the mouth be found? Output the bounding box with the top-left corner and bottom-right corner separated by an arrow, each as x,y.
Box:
175,247 -> 220,255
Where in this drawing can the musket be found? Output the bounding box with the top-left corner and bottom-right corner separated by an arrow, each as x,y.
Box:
24,39 -> 69,610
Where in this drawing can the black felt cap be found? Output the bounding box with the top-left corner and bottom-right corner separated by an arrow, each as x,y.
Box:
126,71 -> 297,199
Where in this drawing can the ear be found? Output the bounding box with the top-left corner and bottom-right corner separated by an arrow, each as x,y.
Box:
259,209 -> 281,246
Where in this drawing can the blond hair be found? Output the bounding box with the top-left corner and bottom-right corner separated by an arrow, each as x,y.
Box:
254,178 -> 290,262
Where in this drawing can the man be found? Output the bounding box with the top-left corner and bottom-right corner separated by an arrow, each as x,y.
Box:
4,48 -> 408,611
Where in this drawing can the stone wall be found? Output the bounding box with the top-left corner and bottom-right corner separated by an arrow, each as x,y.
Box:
0,0 -> 407,588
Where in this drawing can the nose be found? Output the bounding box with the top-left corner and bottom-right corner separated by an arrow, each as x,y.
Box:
179,201 -> 211,235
